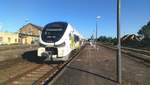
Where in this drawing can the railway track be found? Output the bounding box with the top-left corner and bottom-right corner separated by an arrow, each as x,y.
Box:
1,46 -> 83,85
98,43 -> 150,63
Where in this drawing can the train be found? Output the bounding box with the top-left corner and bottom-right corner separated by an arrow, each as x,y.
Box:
37,21 -> 84,61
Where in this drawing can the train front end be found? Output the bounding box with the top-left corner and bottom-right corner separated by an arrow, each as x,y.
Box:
37,22 -> 72,61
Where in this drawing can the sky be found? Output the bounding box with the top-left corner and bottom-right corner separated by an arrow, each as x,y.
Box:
0,0 -> 150,38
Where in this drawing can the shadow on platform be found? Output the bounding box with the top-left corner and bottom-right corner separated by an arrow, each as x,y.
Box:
67,66 -> 118,84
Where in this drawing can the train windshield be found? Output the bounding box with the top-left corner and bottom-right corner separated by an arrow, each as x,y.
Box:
41,22 -> 68,43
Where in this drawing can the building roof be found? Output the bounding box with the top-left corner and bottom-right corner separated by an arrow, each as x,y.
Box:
0,32 -> 18,35
121,34 -> 144,42
19,23 -> 43,31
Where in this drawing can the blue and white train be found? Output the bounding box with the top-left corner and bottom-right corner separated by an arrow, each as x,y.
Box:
37,21 -> 84,61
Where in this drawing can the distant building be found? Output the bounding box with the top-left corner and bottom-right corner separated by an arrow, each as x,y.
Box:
0,32 -> 19,45
121,34 -> 144,46
121,34 -> 144,42
19,23 -> 42,44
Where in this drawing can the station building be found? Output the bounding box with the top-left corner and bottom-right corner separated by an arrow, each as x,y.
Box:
0,23 -> 42,45
0,32 -> 19,45
19,23 -> 42,45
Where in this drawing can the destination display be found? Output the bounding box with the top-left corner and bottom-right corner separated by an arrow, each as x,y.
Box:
45,28 -> 63,31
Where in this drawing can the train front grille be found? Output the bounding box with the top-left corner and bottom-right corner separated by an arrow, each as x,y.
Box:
45,47 -> 58,55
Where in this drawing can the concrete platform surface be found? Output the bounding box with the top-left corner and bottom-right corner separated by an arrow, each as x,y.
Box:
51,44 -> 150,85
51,45 -> 118,85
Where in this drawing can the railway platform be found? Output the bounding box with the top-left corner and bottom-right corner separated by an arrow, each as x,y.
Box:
50,44 -> 118,85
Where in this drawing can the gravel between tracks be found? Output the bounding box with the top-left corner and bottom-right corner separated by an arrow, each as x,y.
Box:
0,60 -> 39,83
0,46 -> 39,83
0,46 -> 38,61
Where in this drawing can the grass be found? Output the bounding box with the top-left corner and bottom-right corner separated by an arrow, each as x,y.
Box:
140,45 -> 150,51
133,45 -> 150,51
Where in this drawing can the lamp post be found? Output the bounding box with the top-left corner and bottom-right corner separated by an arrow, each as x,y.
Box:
117,0 -> 122,84
96,16 -> 101,47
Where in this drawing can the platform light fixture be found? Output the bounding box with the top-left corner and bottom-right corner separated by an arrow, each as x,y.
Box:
96,16 -> 101,47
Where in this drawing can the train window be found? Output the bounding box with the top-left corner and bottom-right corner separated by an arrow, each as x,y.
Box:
74,35 -> 79,42
41,22 -> 68,42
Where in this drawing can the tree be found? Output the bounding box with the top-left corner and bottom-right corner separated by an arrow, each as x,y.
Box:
138,21 -> 150,38
97,36 -> 117,45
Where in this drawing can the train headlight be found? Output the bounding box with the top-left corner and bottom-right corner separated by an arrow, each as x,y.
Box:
57,42 -> 66,47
